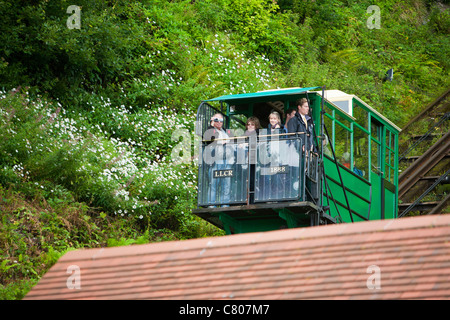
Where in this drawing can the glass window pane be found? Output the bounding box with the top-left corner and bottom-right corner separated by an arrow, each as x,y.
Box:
323,114 -> 334,157
255,137 -> 303,201
333,100 -> 350,114
335,111 -> 351,130
371,120 -> 380,141
198,139 -> 249,206
353,104 -> 368,130
353,125 -> 369,179
371,138 -> 381,173
386,149 -> 395,184
385,129 -> 392,150
385,147 -> 391,182
335,123 -> 351,169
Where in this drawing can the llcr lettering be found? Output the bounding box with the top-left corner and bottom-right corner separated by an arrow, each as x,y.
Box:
213,169 -> 234,178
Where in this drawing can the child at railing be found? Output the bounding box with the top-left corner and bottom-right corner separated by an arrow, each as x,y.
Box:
257,111 -> 290,201
268,111 -> 287,136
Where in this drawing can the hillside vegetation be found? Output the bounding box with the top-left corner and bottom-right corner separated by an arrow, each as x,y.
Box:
0,0 -> 449,299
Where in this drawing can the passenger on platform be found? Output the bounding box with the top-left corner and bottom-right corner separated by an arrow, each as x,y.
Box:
284,108 -> 297,128
340,152 -> 351,169
238,116 -> 260,152
287,98 -> 315,152
285,98 -> 316,200
203,113 -> 233,207
244,116 -> 261,137
259,111 -> 288,201
204,113 -> 233,142
268,111 -> 287,136
240,116 -> 260,163
243,116 -> 260,166
244,117 -> 260,203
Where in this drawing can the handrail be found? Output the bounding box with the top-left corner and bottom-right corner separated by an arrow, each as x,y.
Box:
201,132 -> 307,143
398,168 -> 450,218
401,88 -> 450,133
399,111 -> 449,161
399,131 -> 450,197
197,136 -> 309,207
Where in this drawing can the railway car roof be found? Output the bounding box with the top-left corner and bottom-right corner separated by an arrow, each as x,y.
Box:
204,86 -> 322,104
204,86 -> 401,132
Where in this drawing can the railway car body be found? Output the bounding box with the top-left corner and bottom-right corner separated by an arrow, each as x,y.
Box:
193,86 -> 401,234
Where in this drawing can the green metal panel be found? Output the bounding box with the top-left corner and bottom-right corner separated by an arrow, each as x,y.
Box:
219,213 -> 285,234
316,93 -> 399,224
385,187 -> 396,219
218,208 -> 312,235
369,171 -> 382,220
323,156 -> 371,223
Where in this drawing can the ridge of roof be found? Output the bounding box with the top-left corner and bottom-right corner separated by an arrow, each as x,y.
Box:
57,215 -> 449,263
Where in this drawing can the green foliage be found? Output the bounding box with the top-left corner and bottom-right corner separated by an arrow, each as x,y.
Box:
0,0 -> 448,299
220,0 -> 279,41
0,88 -> 222,299
0,0 -> 157,105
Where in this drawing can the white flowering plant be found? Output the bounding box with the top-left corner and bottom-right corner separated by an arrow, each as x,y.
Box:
0,89 -> 203,237
120,32 -> 280,114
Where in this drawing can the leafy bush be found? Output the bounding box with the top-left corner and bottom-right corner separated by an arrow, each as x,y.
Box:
0,89 -> 208,234
0,0 -> 449,300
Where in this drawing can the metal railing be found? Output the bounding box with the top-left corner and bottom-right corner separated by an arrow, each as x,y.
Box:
197,134 -> 318,207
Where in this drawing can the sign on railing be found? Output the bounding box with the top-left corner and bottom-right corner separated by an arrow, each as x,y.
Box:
255,137 -> 304,202
198,137 -> 249,207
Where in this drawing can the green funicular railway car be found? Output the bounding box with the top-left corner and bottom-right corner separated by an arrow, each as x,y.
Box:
193,86 -> 401,234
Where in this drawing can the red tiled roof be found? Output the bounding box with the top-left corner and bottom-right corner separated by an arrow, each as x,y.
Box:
25,214 -> 450,300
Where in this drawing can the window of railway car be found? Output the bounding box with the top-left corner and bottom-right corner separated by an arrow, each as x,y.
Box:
334,122 -> 351,169
324,112 -> 334,156
385,129 -> 396,184
353,125 -> 369,179
370,119 -> 382,177
371,138 -> 381,175
334,113 -> 351,169
333,100 -> 351,115
230,113 -> 247,135
353,103 -> 368,130
371,118 -> 381,141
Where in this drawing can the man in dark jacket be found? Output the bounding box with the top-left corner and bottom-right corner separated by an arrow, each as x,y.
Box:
287,98 -> 315,152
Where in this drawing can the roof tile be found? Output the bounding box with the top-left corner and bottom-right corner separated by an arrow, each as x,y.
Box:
25,214 -> 450,300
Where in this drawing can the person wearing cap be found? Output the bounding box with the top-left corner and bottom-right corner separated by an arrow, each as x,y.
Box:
203,113 -> 234,207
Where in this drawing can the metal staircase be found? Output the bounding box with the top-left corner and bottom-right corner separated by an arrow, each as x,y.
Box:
398,88 -> 450,217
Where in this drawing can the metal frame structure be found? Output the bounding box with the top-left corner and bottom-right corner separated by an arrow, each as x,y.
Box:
193,86 -> 401,234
